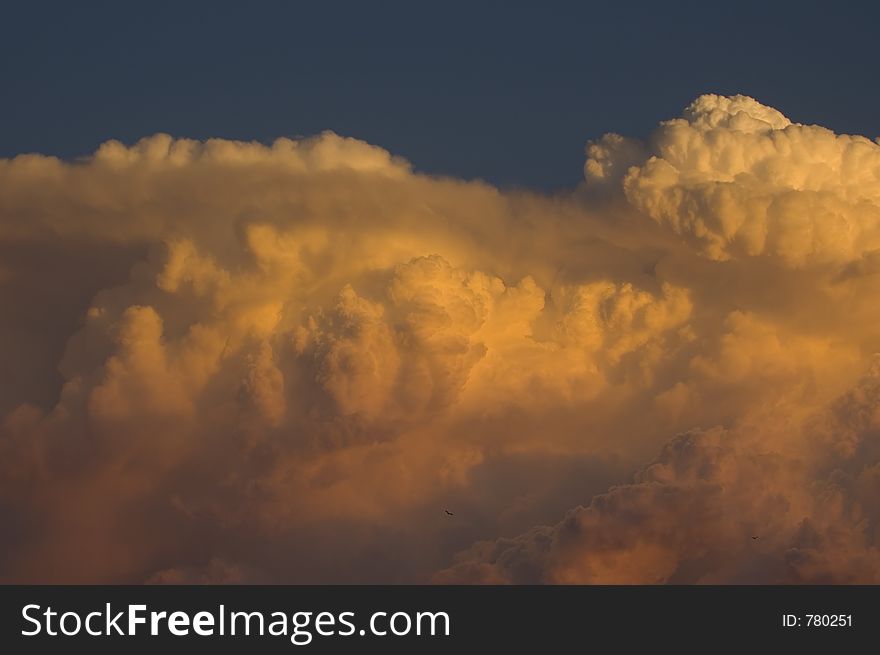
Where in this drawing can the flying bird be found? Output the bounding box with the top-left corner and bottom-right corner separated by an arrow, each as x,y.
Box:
445,510 -> 454,516
751,536 -> 759,540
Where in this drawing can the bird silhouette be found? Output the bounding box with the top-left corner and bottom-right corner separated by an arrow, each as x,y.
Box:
445,510 -> 454,516
751,536 -> 759,540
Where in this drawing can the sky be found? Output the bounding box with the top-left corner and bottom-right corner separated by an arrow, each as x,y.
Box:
3,1 -> 880,189
3,3 -> 880,585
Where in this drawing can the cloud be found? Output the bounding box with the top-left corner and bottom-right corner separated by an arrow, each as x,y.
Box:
437,357 -> 880,584
2,96 -> 880,583
587,94 -> 880,266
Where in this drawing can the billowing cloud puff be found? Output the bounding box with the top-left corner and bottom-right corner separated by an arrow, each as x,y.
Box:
3,96 -> 880,583
586,94 -> 880,266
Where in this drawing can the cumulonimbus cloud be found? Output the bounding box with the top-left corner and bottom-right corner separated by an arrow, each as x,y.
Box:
2,95 -> 880,583
587,94 -> 880,266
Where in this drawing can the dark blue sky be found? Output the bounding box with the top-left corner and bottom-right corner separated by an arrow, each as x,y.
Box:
2,0 -> 878,190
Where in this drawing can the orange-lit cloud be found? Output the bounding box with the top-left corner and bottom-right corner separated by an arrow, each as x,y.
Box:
2,95 -> 880,583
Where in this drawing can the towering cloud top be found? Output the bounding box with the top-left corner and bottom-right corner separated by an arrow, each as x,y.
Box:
586,93 -> 880,265
682,94 -> 792,132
